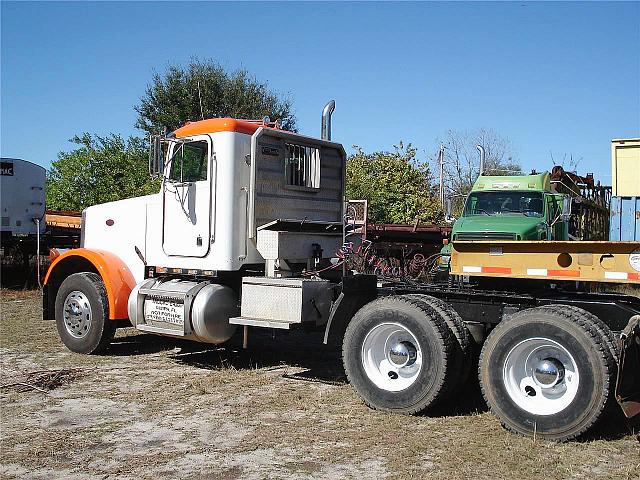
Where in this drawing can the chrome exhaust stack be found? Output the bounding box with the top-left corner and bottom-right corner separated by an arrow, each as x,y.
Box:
321,100 -> 336,141
477,144 -> 486,176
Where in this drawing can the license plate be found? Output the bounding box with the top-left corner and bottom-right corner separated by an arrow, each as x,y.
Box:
145,299 -> 184,326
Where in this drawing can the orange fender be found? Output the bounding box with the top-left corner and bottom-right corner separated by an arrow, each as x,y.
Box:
44,248 -> 136,320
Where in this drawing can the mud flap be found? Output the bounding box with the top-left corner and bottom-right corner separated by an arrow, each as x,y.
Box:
615,315 -> 640,418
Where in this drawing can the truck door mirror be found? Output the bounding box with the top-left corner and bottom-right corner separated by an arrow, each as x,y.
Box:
149,135 -> 164,177
561,195 -> 572,220
444,197 -> 456,223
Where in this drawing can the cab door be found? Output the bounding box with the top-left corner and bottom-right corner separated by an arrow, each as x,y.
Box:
545,194 -> 566,240
162,135 -> 213,257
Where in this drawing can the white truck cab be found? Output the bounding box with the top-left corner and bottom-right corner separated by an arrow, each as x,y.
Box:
45,105 -> 346,349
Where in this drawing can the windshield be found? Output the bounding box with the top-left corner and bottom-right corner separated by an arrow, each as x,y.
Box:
463,191 -> 544,217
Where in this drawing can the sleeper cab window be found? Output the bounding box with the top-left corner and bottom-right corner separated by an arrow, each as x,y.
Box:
169,140 -> 208,183
284,143 -> 320,190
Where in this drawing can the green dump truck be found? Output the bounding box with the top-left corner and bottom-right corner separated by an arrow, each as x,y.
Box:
446,172 -> 570,242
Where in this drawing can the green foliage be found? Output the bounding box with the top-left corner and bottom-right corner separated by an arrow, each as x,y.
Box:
47,59 -> 298,211
46,134 -> 159,210
346,143 -> 443,224
135,58 -> 296,134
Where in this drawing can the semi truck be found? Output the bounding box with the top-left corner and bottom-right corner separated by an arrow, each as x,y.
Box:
43,103 -> 640,441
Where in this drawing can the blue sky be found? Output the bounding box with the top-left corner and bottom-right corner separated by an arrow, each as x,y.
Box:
2,1 -> 639,183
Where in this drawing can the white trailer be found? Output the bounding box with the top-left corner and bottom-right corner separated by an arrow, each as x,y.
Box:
1,158 -> 46,239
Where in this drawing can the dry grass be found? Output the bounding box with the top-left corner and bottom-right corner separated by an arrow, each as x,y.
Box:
1,288 -> 639,479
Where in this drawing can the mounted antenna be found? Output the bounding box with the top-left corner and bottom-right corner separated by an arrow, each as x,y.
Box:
197,80 -> 204,120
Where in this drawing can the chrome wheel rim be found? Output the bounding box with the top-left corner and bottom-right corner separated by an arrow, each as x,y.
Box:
361,322 -> 422,392
503,337 -> 579,416
63,290 -> 92,338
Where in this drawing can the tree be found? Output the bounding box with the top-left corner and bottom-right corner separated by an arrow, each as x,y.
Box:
46,134 -> 159,210
135,59 -> 296,135
433,128 -> 520,197
346,142 -> 443,224
47,60 -> 297,211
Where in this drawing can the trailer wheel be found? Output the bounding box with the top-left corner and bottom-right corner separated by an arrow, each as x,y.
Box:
404,294 -> 474,398
479,306 -> 616,441
342,296 -> 455,414
55,272 -> 115,354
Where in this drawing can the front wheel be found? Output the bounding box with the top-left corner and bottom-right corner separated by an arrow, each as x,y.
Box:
55,272 -> 115,354
479,306 -> 616,441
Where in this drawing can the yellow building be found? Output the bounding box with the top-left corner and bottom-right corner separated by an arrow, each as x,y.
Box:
611,138 -> 640,196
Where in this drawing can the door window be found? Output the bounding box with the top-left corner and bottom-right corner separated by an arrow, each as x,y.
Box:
168,141 -> 208,183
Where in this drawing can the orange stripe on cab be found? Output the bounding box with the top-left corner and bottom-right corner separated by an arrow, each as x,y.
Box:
174,118 -> 264,138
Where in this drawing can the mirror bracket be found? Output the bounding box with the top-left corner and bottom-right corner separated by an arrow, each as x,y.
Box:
561,195 -> 572,221
149,134 -> 165,178
444,197 -> 457,223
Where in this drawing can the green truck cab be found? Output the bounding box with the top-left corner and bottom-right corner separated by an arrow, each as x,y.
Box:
441,172 -> 571,261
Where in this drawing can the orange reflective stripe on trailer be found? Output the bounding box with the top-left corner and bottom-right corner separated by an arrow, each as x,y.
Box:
462,266 -> 512,274
547,269 -> 581,277
604,271 -> 640,281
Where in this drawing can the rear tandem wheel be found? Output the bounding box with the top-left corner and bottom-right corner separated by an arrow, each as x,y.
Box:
403,294 -> 474,399
479,306 -> 616,441
342,295 -> 462,414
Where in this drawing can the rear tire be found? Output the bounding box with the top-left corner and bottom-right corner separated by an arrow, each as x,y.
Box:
537,304 -> 619,362
404,294 -> 473,398
342,295 -> 455,414
479,306 -> 616,441
55,272 -> 115,354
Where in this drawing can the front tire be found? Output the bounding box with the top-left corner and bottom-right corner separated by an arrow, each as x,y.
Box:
55,272 -> 115,354
479,306 -> 616,441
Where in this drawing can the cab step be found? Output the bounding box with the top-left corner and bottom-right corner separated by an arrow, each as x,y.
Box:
229,317 -> 300,330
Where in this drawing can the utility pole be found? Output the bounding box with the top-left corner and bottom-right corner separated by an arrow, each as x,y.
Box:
438,144 -> 445,206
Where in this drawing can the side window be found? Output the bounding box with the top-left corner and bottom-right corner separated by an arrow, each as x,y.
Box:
169,140 -> 208,182
285,143 -> 320,189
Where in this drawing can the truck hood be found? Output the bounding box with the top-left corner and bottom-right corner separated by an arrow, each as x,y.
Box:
453,215 -> 544,239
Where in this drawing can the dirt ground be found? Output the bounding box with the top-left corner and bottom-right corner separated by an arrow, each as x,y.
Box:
1,289 -> 639,480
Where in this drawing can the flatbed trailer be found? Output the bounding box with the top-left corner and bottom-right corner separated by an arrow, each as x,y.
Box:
317,240 -> 639,440
45,210 -> 81,249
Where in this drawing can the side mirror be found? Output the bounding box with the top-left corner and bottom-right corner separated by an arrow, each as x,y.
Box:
149,135 -> 164,177
444,198 -> 456,223
561,195 -> 572,220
